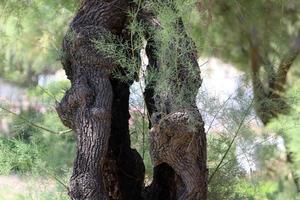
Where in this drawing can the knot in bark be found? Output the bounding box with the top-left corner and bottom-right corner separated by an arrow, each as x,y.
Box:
149,110 -> 206,200
149,111 -> 202,166
56,81 -> 94,129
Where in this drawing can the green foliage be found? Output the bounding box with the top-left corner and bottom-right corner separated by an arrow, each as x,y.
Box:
192,0 -> 300,72
144,0 -> 202,111
0,137 -> 40,174
208,134 -> 244,199
93,0 -> 202,111
233,180 -> 278,200
129,110 -> 152,177
0,0 -> 77,85
28,80 -> 70,105
93,12 -> 144,83
1,0 -> 300,199
0,82 -> 72,198
9,108 -> 44,142
0,80 -> 75,176
268,76 -> 300,188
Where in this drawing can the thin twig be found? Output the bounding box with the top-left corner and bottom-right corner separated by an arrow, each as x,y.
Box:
206,95 -> 232,133
38,85 -> 58,103
37,167 -> 69,191
142,100 -> 146,159
208,98 -> 254,183
219,134 -> 278,171
0,105 -> 71,135
58,129 -> 73,134
215,115 -> 257,171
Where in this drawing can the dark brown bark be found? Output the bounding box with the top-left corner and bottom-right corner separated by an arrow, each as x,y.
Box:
144,164 -> 177,200
143,38 -> 177,200
107,75 -> 145,200
141,7 -> 208,200
57,1 -> 207,199
57,63 -> 113,200
149,111 -> 207,200
57,1 -> 139,199
137,11 -> 179,200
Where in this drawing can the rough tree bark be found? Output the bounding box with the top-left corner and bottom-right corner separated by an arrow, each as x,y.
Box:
56,0 -> 146,199
143,36 -> 178,200
140,8 -> 208,200
57,0 -> 207,199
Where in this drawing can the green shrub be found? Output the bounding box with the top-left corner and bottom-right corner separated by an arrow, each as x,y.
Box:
0,137 -> 40,174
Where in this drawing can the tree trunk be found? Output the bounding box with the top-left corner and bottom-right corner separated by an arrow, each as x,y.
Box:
57,1 -> 207,199
143,37 -> 178,200
140,8 -> 208,200
57,1 -> 138,199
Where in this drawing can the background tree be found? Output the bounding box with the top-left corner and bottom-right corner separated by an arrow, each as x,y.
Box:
193,0 -> 300,193
0,0 -> 77,85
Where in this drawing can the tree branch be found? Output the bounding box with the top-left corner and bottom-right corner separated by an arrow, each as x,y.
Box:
272,32 -> 300,93
0,105 -> 71,135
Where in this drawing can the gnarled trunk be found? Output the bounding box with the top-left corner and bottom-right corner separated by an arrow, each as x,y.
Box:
57,1 -> 140,199
57,1 -> 207,199
141,7 -> 208,200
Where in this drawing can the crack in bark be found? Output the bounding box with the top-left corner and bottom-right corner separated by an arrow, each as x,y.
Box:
57,1 -> 133,199
57,1 -> 207,199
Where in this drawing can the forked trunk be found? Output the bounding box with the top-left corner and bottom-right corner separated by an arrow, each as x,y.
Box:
57,1 -> 207,199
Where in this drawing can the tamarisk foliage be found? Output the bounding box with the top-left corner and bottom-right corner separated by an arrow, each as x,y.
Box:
57,0 -> 207,199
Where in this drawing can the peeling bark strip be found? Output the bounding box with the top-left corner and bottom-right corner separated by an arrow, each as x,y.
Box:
57,1 -> 131,199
